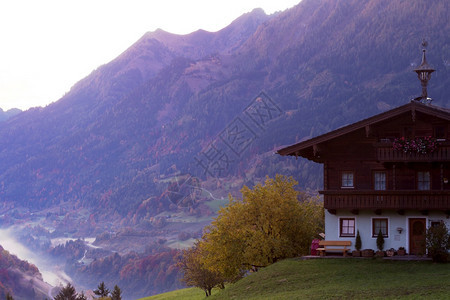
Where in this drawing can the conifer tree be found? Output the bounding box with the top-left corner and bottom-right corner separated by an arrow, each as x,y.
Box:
54,283 -> 77,300
355,230 -> 362,251
111,285 -> 122,300
76,291 -> 87,300
93,282 -> 110,298
376,230 -> 385,251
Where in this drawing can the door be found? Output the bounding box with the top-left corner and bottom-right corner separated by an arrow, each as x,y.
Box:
409,218 -> 426,255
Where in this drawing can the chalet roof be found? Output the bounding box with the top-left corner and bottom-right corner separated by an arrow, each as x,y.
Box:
277,101 -> 450,157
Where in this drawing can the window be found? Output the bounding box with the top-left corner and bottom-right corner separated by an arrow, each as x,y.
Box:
342,172 -> 354,188
372,218 -> 388,237
417,171 -> 430,190
374,172 -> 386,190
340,218 -> 355,237
431,221 -> 443,228
434,126 -> 446,139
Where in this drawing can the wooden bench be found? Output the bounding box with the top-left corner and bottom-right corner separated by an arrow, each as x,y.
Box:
317,240 -> 352,257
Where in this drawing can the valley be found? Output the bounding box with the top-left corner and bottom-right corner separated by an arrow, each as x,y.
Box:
0,175 -> 239,299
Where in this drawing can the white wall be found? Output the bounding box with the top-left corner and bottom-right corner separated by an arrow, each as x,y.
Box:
324,210 -> 450,253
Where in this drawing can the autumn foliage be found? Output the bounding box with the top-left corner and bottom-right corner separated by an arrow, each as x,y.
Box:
180,175 -> 324,294
178,241 -> 225,297
0,245 -> 47,299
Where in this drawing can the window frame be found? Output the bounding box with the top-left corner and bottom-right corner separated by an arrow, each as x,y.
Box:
434,125 -> 446,139
341,171 -> 354,189
339,218 -> 356,237
373,171 -> 387,191
372,218 -> 389,238
430,221 -> 443,228
417,171 -> 431,190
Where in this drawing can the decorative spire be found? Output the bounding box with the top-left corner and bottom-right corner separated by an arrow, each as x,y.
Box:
413,40 -> 435,104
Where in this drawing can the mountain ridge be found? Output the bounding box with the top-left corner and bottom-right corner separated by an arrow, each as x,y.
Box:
0,108 -> 21,122
0,0 -> 448,222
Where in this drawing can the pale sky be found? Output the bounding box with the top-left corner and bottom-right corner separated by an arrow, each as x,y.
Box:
0,0 -> 299,111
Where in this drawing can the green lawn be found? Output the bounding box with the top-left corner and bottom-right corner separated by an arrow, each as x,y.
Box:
140,258 -> 450,300
138,287 -> 219,300
204,198 -> 229,214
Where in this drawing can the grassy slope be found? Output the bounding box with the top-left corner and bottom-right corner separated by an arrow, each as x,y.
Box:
140,258 -> 450,300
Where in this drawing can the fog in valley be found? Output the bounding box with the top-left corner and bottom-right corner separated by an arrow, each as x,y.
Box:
0,227 -> 72,287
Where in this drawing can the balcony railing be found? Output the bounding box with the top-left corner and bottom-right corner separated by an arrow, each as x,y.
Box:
320,190 -> 450,211
376,142 -> 450,162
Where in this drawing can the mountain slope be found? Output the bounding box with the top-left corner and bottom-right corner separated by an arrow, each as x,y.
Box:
0,108 -> 21,122
0,245 -> 51,300
0,0 -> 449,218
0,8 -> 271,213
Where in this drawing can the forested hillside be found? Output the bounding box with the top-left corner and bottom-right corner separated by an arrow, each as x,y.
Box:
1,0 -> 448,215
0,245 -> 51,300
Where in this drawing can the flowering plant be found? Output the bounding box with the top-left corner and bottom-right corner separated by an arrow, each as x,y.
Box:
392,136 -> 438,154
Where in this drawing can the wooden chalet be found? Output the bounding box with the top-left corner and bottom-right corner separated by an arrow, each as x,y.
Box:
278,46 -> 450,255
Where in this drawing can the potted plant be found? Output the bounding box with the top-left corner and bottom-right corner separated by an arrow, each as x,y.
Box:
361,249 -> 374,257
385,248 -> 395,257
397,247 -> 406,256
392,136 -> 438,154
375,230 -> 385,257
352,230 -> 362,257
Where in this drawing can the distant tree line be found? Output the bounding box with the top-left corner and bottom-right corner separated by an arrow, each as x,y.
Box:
52,281 -> 122,300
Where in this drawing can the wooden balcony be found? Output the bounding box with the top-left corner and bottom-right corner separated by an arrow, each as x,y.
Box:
321,190 -> 450,211
376,144 -> 450,162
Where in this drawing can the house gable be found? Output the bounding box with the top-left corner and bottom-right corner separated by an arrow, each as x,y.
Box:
277,101 -> 450,163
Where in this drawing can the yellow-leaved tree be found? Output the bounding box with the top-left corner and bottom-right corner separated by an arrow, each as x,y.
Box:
178,241 -> 225,297
198,175 -> 323,283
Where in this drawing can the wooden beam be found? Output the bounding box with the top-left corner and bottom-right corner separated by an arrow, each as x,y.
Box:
365,125 -> 370,138
327,209 -> 337,215
351,209 -> 359,215
420,210 -> 429,216
393,164 -> 396,190
374,209 -> 382,215
313,144 -> 319,157
396,209 -> 405,215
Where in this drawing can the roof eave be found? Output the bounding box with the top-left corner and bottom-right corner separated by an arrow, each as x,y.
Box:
277,101 -> 450,157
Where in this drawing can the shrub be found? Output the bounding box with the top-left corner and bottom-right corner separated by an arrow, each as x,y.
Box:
376,230 -> 384,251
426,223 -> 450,263
355,230 -> 362,251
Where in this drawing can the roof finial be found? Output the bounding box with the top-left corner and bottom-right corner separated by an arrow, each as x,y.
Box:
421,39 -> 428,49
413,40 -> 434,104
